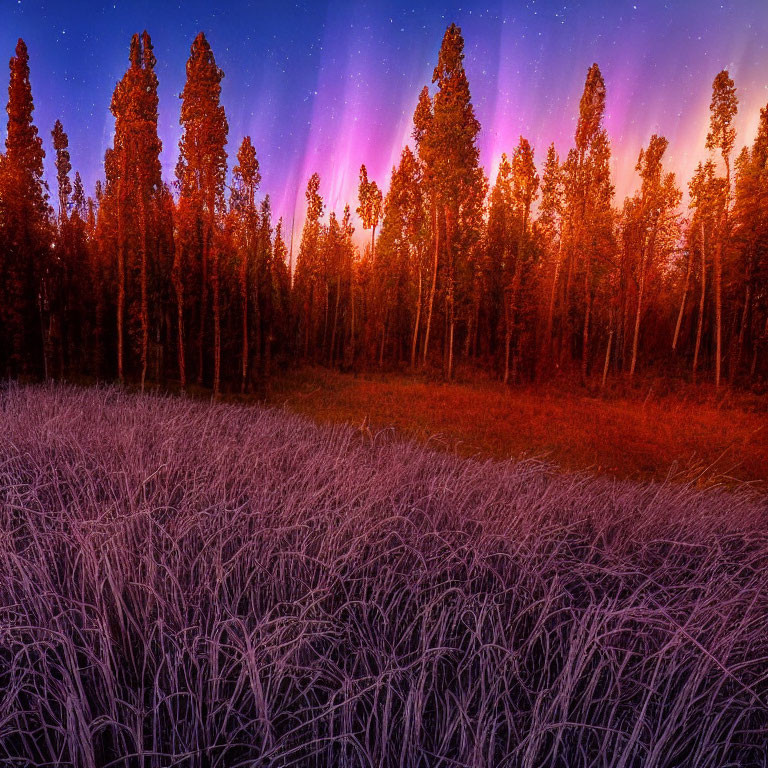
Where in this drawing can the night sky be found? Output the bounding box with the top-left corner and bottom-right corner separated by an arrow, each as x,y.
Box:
2,0 -> 767,240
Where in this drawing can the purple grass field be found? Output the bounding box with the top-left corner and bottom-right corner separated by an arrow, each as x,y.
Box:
1,383 -> 767,767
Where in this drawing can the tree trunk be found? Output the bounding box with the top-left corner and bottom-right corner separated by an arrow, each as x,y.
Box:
253,271 -> 261,379
693,222 -> 706,379
714,238 -> 723,388
422,205 -> 439,367
445,208 -> 455,380
601,326 -> 613,390
714,157 -> 731,389
672,242 -> 693,351
379,308 -> 387,369
371,224 -> 376,261
581,257 -> 592,382
629,255 -> 646,379
733,270 -> 751,382
240,235 -> 249,394
38,283 -> 49,381
139,195 -> 149,392
410,268 -> 422,369
560,248 -> 574,367
212,232 -> 221,397
330,273 -> 340,366
545,237 -> 563,355
322,282 -> 329,359
116,199 -> 125,385
503,308 -> 511,386
198,225 -> 208,386
173,246 -> 186,392
349,273 -> 356,368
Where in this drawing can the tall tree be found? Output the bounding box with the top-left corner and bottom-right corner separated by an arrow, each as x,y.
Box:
177,31 -> 228,394
106,32 -> 163,387
563,63 -> 614,380
731,105 -> 768,380
376,147 -> 426,368
293,173 -> 325,359
705,69 -> 738,387
51,120 -> 84,375
688,161 -> 724,378
413,85 -> 440,367
625,135 -> 681,378
539,143 -> 564,360
356,164 -> 382,260
51,120 -> 71,222
507,137 -> 539,382
232,136 -> 261,392
429,23 -> 485,378
0,39 -> 49,376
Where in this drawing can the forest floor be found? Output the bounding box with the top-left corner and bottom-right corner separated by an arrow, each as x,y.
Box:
256,366 -> 768,489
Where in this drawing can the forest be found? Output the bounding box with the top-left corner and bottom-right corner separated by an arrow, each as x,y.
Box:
0,24 -> 766,395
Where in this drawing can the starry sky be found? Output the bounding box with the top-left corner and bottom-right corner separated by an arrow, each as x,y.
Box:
1,0 -> 767,242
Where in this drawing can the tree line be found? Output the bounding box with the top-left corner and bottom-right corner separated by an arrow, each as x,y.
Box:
1,25 -> 766,394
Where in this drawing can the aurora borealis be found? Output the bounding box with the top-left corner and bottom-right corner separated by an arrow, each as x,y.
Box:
2,0 -> 767,238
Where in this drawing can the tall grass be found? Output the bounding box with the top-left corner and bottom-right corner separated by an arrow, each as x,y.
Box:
1,383 -> 766,767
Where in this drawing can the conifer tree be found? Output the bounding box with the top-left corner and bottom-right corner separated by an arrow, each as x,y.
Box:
177,31 -> 228,394
51,120 -> 83,375
507,137 -> 539,382
540,143 -> 564,357
0,39 -> 49,375
429,23 -> 485,378
106,32 -> 162,387
485,154 -> 514,378
731,105 -> 768,379
563,63 -> 614,380
376,148 -> 425,368
255,196 -> 274,377
624,135 -> 681,378
688,160 -> 725,378
270,218 -> 292,366
413,85 -> 440,366
232,136 -> 261,391
705,70 -> 738,388
51,120 -> 71,222
293,173 -> 325,359
356,164 -> 382,260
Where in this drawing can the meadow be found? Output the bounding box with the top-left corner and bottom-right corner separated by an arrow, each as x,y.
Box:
266,367 -> 768,487
1,383 -> 767,767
